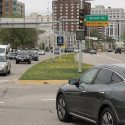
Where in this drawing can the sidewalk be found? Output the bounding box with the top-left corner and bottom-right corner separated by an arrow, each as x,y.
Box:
16,80 -> 68,85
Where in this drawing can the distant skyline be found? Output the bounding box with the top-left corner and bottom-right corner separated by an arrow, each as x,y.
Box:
19,0 -> 125,15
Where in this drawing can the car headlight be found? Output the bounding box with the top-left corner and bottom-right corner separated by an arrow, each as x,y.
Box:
0,65 -> 5,68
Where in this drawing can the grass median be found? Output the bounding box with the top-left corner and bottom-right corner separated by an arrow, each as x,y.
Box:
20,54 -> 93,80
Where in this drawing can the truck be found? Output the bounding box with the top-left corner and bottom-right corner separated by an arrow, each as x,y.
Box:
0,44 -> 10,56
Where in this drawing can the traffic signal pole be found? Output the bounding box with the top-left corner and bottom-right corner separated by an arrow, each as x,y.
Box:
78,0 -> 84,73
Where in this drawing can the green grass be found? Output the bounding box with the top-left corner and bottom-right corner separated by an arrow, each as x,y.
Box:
20,54 -> 93,80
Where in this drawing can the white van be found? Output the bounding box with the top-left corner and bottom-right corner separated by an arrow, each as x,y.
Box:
0,45 -> 10,56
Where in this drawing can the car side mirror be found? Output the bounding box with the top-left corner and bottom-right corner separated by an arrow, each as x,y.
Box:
68,79 -> 78,85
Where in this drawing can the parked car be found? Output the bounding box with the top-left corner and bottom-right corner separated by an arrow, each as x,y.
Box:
83,48 -> 90,53
8,52 -> 18,60
0,56 -> 11,75
16,51 -> 31,64
115,48 -> 121,54
51,49 -> 61,54
38,50 -> 45,55
54,50 -> 61,54
90,49 -> 97,54
74,49 -> 79,53
64,48 -> 74,53
29,50 -> 39,61
56,64 -> 125,125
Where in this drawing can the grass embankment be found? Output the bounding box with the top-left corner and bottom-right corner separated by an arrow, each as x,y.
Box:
20,54 -> 93,80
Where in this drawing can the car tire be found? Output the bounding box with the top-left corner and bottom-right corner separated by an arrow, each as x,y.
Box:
4,69 -> 7,76
28,60 -> 31,64
16,61 -> 19,64
8,69 -> 11,74
99,107 -> 117,125
57,95 -> 73,122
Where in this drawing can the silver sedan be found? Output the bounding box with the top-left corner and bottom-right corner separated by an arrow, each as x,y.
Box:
0,56 -> 11,75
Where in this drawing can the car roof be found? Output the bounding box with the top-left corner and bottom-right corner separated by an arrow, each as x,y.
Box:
94,64 -> 125,77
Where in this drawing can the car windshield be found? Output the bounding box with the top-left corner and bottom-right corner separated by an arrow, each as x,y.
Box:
0,48 -> 5,53
18,51 -> 29,55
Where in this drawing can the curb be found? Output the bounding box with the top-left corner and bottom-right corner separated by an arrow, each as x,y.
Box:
16,80 -> 68,85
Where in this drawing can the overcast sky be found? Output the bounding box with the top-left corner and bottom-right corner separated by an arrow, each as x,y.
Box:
19,0 -> 125,15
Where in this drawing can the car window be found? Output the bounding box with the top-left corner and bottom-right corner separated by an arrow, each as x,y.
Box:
94,68 -> 112,84
79,68 -> 99,85
111,72 -> 124,84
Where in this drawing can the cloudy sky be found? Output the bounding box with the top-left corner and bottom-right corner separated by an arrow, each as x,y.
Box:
19,0 -> 125,15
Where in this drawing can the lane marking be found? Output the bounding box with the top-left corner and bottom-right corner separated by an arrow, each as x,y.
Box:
0,80 -> 9,83
42,99 -> 56,101
0,102 -> 5,104
98,54 -> 123,62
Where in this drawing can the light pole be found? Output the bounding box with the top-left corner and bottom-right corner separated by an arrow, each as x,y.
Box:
78,0 -> 84,73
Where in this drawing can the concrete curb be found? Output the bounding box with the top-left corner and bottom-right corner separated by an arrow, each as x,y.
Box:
16,80 -> 68,85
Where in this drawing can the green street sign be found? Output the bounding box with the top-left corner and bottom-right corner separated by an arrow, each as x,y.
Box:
85,15 -> 109,22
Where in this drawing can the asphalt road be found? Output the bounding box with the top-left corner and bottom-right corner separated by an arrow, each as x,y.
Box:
0,83 -> 92,125
0,52 -> 54,81
76,52 -> 125,65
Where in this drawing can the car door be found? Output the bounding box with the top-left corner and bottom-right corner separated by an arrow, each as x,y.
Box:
79,68 -> 113,120
66,68 -> 99,115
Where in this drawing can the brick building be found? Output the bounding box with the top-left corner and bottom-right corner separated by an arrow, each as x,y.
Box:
52,0 -> 91,32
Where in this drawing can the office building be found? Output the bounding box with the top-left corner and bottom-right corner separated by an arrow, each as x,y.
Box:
91,5 -> 125,42
0,0 -> 25,17
52,0 -> 91,32
17,1 -> 25,17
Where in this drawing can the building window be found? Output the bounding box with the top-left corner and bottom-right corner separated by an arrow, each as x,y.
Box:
5,2 -> 9,6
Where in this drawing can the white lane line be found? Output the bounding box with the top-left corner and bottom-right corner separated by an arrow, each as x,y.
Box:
0,102 -> 5,104
42,99 -> 56,101
98,54 -> 123,62
0,80 -> 9,83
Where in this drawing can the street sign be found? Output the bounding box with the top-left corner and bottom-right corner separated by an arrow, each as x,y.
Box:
85,15 -> 109,22
76,31 -> 85,40
57,36 -> 64,46
86,21 -> 109,27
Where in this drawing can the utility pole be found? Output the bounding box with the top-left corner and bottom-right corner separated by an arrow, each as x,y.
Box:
52,2 -> 55,61
78,0 -> 84,73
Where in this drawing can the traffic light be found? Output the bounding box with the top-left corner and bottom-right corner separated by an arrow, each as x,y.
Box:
79,9 -> 85,30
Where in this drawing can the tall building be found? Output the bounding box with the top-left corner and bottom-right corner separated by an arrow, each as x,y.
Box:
0,0 -> 25,17
52,0 -> 91,32
17,1 -> 25,17
91,5 -> 125,42
0,0 -> 2,16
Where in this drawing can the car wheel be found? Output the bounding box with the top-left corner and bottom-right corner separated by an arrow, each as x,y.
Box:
57,95 -> 72,122
99,108 -> 117,125
4,69 -> 7,76
8,69 -> 11,74
16,61 -> 19,64
28,61 -> 31,64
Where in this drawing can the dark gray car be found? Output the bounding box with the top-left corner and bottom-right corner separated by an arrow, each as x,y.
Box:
56,64 -> 125,125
